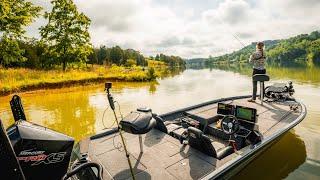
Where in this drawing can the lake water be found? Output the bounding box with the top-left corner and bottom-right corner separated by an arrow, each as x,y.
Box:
0,65 -> 319,179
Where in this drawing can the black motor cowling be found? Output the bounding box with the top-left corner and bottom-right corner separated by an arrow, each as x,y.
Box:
7,121 -> 74,180
7,95 -> 74,180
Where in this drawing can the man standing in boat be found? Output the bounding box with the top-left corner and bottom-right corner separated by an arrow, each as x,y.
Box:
248,42 -> 266,102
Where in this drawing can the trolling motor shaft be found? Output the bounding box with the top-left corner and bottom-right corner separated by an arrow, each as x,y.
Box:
105,82 -> 136,180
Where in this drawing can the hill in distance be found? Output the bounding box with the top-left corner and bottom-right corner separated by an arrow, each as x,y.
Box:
187,30 -> 320,67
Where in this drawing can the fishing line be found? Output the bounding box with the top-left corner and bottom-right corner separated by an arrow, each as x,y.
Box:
214,14 -> 266,60
215,15 -> 247,49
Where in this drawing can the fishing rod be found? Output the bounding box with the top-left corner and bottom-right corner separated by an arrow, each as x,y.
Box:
212,16 -> 262,63
215,15 -> 247,48
105,82 -> 136,180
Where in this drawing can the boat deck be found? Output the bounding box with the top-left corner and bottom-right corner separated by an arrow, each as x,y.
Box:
83,97 -> 303,180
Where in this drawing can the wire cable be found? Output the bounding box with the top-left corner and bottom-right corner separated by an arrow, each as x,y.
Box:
112,133 -> 124,152
115,101 -> 124,120
101,106 -> 117,130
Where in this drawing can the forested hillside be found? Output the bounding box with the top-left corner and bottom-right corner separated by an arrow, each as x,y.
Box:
206,31 -> 320,66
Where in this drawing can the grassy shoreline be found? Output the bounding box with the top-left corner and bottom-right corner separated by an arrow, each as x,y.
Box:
0,65 -> 165,96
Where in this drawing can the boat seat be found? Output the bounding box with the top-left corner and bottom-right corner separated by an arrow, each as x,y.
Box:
252,74 -> 270,82
120,108 -> 157,153
120,108 -> 156,135
253,74 -> 270,105
153,115 -> 168,133
187,127 -> 233,160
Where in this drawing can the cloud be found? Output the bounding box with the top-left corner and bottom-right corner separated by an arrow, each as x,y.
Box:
155,36 -> 196,48
23,0 -> 320,58
75,0 -> 139,32
203,0 -> 251,25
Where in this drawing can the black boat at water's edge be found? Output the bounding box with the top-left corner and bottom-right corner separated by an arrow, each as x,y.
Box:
0,83 -> 307,180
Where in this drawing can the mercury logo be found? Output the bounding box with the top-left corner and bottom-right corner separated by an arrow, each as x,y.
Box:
19,149 -> 45,156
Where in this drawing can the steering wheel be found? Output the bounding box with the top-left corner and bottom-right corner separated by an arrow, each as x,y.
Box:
221,115 -> 240,135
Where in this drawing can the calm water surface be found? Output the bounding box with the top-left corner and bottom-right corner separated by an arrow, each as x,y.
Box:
0,66 -> 319,179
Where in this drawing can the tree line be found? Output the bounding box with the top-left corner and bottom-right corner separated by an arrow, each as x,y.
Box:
0,0 -> 185,70
153,53 -> 185,67
89,47 -> 185,68
206,31 -> 320,66
89,46 -> 146,67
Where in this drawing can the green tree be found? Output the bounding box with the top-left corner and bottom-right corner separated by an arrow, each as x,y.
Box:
40,0 -> 92,71
109,46 -> 123,65
96,46 -> 108,64
155,54 -> 160,61
0,0 -> 41,67
88,49 -> 98,67
19,38 -> 46,68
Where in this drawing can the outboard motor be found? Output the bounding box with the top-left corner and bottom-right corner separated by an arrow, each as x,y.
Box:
7,95 -> 74,180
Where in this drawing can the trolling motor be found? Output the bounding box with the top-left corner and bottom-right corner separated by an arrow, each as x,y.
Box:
105,82 -> 136,180
264,81 -> 295,101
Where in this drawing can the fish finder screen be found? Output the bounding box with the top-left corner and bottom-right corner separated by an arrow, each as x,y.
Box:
217,103 -> 234,115
235,106 -> 257,123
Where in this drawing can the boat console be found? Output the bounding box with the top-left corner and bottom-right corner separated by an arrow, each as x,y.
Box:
160,102 -> 262,157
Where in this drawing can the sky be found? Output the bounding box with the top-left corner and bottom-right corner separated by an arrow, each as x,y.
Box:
26,0 -> 320,58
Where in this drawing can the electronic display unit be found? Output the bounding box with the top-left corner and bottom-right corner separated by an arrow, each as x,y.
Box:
235,105 -> 257,123
217,103 -> 235,116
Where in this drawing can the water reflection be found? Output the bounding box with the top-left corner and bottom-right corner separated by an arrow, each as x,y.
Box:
159,66 -> 186,79
2,89 -> 97,141
0,82 -> 157,141
148,82 -> 158,94
233,131 -> 307,180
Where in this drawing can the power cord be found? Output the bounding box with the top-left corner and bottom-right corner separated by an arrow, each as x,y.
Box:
101,106 -> 117,130
115,101 -> 124,119
113,133 -> 124,152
